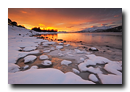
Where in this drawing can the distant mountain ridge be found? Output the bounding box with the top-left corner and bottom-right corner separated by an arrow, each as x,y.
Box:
78,25 -> 122,32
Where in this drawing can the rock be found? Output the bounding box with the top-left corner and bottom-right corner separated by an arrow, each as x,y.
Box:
50,47 -> 55,51
80,57 -> 85,62
65,44 -> 70,46
89,47 -> 99,51
58,39 -> 63,41
24,55 -> 37,64
39,55 -> 49,60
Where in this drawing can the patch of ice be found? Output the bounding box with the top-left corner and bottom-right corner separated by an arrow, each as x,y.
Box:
41,60 -> 52,66
61,60 -> 72,66
56,45 -> 63,49
89,74 -> 99,82
24,55 -> 37,63
39,55 -> 49,60
72,68 -> 80,74
8,63 -> 20,73
104,61 -> 122,75
98,74 -> 122,84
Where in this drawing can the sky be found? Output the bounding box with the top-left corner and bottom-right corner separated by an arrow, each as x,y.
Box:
8,8 -> 122,32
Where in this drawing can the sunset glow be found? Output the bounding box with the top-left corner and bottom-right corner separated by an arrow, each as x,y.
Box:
8,8 -> 122,32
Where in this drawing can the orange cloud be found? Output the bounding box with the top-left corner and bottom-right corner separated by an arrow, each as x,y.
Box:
21,11 -> 27,14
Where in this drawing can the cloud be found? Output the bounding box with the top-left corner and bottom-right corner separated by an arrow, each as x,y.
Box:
91,26 -> 98,28
21,11 -> 27,14
66,26 -> 74,28
110,22 -> 115,24
101,24 -> 108,26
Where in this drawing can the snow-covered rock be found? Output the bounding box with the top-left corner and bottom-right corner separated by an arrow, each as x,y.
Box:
98,74 -> 122,84
30,66 -> 38,69
8,68 -> 95,84
39,55 -> 49,60
80,57 -> 85,62
104,61 -> 122,75
89,74 -> 99,82
59,42 -> 64,45
23,65 -> 29,70
87,67 -> 102,74
56,45 -> 63,49
43,50 -> 50,53
74,49 -> 86,54
61,60 -> 72,66
50,47 -> 55,51
72,68 -> 80,74
23,46 -> 36,51
65,44 -> 70,46
89,47 -> 98,51
41,60 -> 52,67
24,55 -> 37,63
8,63 -> 20,73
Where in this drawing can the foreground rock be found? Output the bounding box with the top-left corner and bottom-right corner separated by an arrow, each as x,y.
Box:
61,60 -> 72,66
89,47 -> 99,51
39,55 -> 49,60
40,60 -> 53,68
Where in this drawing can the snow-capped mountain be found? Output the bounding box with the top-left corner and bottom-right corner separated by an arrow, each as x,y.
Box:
80,26 -> 112,32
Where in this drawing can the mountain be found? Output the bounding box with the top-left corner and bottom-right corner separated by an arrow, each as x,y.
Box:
78,25 -> 122,32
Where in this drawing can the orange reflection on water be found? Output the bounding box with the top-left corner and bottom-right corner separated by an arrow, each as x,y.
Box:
40,34 -> 58,40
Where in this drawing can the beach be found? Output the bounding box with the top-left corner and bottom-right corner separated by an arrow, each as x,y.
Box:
8,25 -> 122,84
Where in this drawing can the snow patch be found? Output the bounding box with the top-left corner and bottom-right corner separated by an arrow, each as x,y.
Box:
8,63 -> 20,73
89,74 -> 99,82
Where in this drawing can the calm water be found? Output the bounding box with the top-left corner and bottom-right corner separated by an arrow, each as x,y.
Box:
40,32 -> 122,48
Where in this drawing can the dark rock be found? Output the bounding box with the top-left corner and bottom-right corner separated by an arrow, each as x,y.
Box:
89,47 -> 99,51
58,39 -> 63,41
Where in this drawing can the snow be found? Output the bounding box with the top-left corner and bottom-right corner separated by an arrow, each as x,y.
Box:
61,60 -> 72,66
24,55 -> 37,63
89,74 -> 99,82
56,45 -> 63,49
8,63 -> 20,73
104,61 -> 122,75
8,68 -> 95,84
41,60 -> 52,66
39,55 -> 49,60
72,68 -> 80,74
98,74 -> 122,84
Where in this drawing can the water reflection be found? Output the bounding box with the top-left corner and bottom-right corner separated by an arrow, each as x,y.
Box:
39,32 -> 122,48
